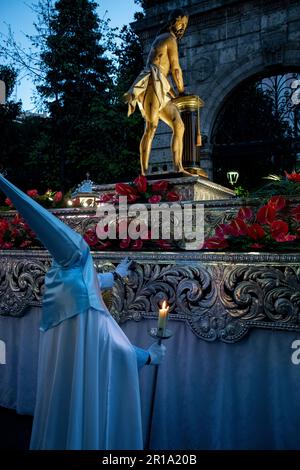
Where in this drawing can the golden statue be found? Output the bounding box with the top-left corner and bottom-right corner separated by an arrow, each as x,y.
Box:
124,9 -> 190,176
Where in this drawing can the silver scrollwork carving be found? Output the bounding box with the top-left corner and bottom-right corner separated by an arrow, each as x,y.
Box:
222,265 -> 300,329
0,255 -> 51,317
1,250 -> 300,343
110,263 -> 216,325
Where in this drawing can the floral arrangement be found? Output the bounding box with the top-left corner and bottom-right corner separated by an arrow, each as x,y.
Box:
90,175 -> 181,250
0,177 -> 181,251
98,175 -> 181,204
3,188 -> 65,210
83,219 -> 174,251
204,195 -> 300,251
0,213 -> 41,249
2,172 -> 300,252
285,170 -> 300,183
0,188 -> 71,250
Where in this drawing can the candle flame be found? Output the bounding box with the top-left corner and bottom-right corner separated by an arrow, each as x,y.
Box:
160,300 -> 169,312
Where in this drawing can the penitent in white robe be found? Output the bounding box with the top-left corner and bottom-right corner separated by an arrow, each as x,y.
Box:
30,261 -> 146,450
0,173 -> 145,450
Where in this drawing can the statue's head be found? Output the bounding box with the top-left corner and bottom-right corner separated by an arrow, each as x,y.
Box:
168,9 -> 189,40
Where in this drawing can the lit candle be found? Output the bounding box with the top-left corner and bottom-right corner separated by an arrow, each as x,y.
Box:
157,300 -> 169,335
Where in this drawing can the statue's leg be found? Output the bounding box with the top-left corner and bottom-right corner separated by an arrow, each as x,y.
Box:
139,83 -> 159,175
159,103 -> 187,173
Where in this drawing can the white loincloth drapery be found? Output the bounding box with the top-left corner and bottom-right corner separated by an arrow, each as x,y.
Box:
124,65 -> 172,117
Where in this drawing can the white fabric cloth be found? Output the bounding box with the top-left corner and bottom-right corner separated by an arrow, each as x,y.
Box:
0,173 -> 145,450
30,306 -> 143,450
124,65 -> 172,117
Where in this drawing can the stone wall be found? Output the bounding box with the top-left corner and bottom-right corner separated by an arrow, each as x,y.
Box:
134,0 -> 300,177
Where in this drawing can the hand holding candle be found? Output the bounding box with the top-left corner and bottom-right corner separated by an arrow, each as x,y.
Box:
146,299 -> 171,450
157,300 -> 170,336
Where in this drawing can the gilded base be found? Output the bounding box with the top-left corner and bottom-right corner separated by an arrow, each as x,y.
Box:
184,167 -> 208,178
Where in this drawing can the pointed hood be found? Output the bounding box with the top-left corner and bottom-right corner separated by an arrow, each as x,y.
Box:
0,173 -> 87,267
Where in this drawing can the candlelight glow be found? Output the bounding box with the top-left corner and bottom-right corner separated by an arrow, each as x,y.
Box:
158,300 -> 169,333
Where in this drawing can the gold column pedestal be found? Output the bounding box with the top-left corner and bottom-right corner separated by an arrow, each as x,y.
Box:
173,94 -> 207,178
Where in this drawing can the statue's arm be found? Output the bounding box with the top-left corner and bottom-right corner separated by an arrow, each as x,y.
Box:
168,38 -> 184,94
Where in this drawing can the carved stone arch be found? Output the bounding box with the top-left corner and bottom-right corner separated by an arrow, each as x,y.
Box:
202,42 -> 300,144
204,54 -> 265,144
200,43 -> 300,186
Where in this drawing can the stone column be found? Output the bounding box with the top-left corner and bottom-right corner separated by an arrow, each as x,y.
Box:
173,94 -> 207,177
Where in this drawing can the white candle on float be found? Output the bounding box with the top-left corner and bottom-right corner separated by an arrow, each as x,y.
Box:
157,300 -> 169,335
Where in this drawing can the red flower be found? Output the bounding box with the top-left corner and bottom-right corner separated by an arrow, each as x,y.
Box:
12,214 -> 26,226
256,204 -> 276,225
83,228 -> 99,247
204,192 -> 299,251
20,240 -> 32,248
285,171 -> 300,182
134,175 -> 147,193
268,196 -> 286,211
148,195 -> 162,203
0,219 -> 9,235
270,220 -> 288,240
53,191 -> 63,203
98,193 -> 116,203
203,237 -> 229,249
274,233 -> 297,242
114,177 -> 179,204
152,180 -> 169,193
98,240 -> 112,249
23,222 -> 31,232
247,224 -> 265,240
227,218 -> 248,237
115,183 -> 138,197
1,242 -> 13,249
27,189 -> 39,198
119,238 -> 131,249
127,193 -> 139,203
237,207 -> 253,220
166,191 -> 181,202
215,224 -> 231,238
27,229 -> 36,239
11,227 -> 21,238
5,198 -> 13,208
155,239 -> 173,249
131,239 -> 144,250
